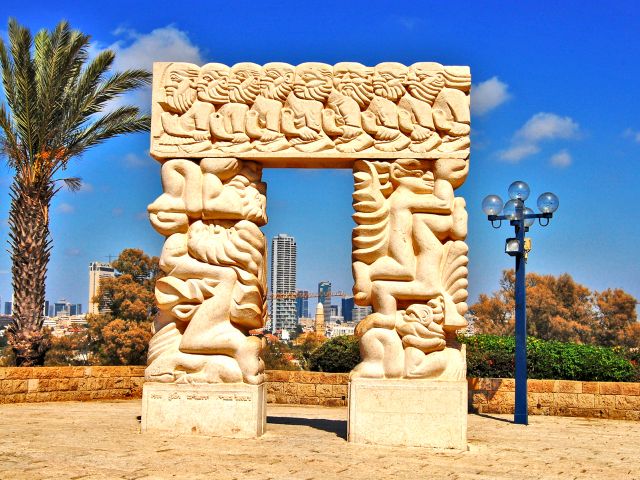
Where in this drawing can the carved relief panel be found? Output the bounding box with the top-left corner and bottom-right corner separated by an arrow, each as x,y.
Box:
351,157 -> 469,380
151,62 -> 470,166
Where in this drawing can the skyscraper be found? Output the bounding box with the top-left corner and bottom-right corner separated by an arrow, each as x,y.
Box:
341,296 -> 355,322
318,280 -> 331,319
270,234 -> 297,334
352,305 -> 373,323
296,290 -> 309,319
88,262 -> 116,314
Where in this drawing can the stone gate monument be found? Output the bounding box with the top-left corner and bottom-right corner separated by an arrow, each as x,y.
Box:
141,61 -> 470,448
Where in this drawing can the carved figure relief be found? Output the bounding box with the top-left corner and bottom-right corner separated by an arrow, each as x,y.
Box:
351,157 -> 469,380
146,158 -> 267,385
151,62 -> 470,159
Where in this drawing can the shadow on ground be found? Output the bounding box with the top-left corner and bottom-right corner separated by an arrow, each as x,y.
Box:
267,416 -> 347,440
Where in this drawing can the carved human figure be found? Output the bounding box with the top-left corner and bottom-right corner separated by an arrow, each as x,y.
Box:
361,63 -> 411,152
322,62 -> 374,153
398,62 -> 444,153
154,63 -> 215,154
351,158 -> 469,379
145,158 -> 268,385
209,63 -> 261,153
281,62 -> 334,152
431,65 -> 471,152
246,62 -> 294,152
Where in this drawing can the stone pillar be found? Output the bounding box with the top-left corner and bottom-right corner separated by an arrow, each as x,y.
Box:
141,157 -> 268,438
349,155 -> 470,449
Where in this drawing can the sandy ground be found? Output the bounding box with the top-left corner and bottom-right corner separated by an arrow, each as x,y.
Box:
0,400 -> 638,479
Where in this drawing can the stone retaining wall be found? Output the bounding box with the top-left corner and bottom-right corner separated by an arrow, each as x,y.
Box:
469,378 -> 640,421
266,370 -> 349,407
0,366 -> 144,403
1,367 -> 638,420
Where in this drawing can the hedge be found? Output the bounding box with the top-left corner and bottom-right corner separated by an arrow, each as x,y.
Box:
309,335 -> 360,373
460,334 -> 639,382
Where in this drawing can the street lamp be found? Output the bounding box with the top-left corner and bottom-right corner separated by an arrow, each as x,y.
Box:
482,181 -> 559,425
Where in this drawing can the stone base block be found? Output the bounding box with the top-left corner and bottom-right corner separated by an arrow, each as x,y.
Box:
348,378 -> 467,450
141,382 -> 266,438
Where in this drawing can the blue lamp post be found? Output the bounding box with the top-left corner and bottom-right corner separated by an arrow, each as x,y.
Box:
482,181 -> 559,425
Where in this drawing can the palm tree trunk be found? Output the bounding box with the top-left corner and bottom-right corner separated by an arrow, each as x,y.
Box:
6,179 -> 52,366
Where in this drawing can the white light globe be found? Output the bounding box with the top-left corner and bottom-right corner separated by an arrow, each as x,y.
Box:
508,181 -> 530,201
503,199 -> 524,220
482,195 -> 504,215
537,192 -> 559,213
523,207 -> 535,227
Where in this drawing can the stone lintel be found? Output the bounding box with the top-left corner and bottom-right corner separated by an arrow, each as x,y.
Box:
348,378 -> 467,450
141,382 -> 266,438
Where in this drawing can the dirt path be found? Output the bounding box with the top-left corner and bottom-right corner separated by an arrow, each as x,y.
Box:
0,401 -> 638,479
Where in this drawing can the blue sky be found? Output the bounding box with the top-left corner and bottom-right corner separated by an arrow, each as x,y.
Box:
0,0 -> 638,311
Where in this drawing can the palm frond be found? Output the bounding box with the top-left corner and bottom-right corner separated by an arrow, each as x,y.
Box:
61,176 -> 82,192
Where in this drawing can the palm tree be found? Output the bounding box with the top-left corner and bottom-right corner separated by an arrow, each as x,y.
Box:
0,19 -> 151,365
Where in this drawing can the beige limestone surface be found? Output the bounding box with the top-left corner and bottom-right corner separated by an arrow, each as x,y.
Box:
141,382 -> 265,437
1,400 -> 639,480
150,62 -> 470,164
348,378 -> 467,449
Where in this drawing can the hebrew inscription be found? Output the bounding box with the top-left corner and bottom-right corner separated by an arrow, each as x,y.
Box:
145,157 -> 267,385
151,62 -> 470,162
351,157 -> 469,380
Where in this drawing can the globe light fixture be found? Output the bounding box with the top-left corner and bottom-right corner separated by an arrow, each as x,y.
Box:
508,180 -> 530,201
481,181 -> 559,426
537,192 -> 559,213
503,199 -> 524,220
481,195 -> 504,216
523,207 -> 535,228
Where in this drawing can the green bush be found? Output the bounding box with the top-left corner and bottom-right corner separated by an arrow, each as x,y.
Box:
460,334 -> 639,382
309,335 -> 360,373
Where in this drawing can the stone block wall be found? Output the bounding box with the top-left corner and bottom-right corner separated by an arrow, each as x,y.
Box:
265,370 -> 349,407
468,378 -> 640,421
1,367 -> 638,421
0,366 -> 145,403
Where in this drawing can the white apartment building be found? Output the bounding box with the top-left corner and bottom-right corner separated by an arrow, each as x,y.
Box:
270,234 -> 297,335
88,262 -> 116,314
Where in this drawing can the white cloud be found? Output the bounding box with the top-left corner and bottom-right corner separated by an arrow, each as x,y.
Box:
65,247 -> 82,257
623,128 -> 640,143
123,152 -> 150,168
110,26 -> 204,72
471,77 -> 510,115
550,149 -> 572,168
499,112 -> 580,162
393,16 -> 422,31
499,144 -> 540,162
98,26 -> 204,113
57,203 -> 75,214
136,211 -> 149,221
515,113 -> 579,143
79,182 -> 94,193
112,208 -> 124,217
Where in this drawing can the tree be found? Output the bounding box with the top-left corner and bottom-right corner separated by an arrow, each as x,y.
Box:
470,270 -> 639,347
0,19 -> 151,365
309,335 -> 360,373
88,249 -> 158,365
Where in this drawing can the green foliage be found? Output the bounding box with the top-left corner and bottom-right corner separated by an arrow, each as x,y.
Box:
262,336 -> 299,371
44,331 -> 90,366
461,334 -> 639,382
309,335 -> 360,373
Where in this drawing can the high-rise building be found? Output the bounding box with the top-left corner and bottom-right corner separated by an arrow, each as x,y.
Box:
4,302 -> 12,316
341,297 -> 355,322
88,262 -> 116,314
54,300 -> 70,317
296,290 -> 309,319
70,304 -> 82,316
329,305 -> 339,318
352,305 -> 373,323
44,300 -> 50,317
270,234 -> 297,334
318,281 -> 331,319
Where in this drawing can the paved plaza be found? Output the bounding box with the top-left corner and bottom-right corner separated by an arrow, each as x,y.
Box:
0,400 -> 638,479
